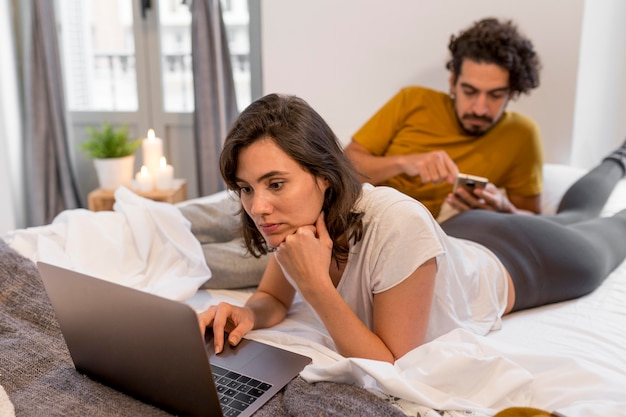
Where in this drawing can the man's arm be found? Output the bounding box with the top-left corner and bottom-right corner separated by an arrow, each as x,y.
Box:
344,140 -> 458,185
344,141 -> 406,184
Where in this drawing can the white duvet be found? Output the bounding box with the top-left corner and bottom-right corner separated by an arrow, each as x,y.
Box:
4,187 -> 211,300
4,165 -> 626,417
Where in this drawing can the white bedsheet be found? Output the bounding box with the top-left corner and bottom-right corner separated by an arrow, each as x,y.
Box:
185,259 -> 626,417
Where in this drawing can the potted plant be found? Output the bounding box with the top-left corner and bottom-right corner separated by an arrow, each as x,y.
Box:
80,122 -> 141,190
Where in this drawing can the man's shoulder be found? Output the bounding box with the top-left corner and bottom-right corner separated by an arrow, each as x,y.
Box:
502,111 -> 537,125
493,112 -> 543,153
393,86 -> 450,111
398,85 -> 446,98
499,111 -> 539,133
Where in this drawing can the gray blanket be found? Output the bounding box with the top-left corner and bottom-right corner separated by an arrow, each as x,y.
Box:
0,239 -> 404,416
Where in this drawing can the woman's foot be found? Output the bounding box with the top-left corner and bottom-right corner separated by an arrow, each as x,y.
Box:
603,138 -> 626,175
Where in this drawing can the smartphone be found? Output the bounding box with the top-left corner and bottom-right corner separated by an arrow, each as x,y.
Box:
454,173 -> 488,195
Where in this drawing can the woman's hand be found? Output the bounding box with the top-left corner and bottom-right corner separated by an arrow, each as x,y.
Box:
274,212 -> 335,296
197,302 -> 255,354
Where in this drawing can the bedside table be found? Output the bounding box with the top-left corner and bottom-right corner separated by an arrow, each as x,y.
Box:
87,179 -> 188,211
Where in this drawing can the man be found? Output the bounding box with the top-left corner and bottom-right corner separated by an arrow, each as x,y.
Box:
344,18 -> 544,219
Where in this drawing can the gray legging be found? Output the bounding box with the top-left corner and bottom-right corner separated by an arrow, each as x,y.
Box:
440,159 -> 626,312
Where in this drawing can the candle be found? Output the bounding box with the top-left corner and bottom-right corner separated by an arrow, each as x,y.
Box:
134,165 -> 153,192
142,129 -> 163,177
155,156 -> 174,190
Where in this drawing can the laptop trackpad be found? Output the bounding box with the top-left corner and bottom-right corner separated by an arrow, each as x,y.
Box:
205,329 -> 270,371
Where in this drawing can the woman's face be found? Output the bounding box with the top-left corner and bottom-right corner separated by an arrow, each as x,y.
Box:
235,137 -> 329,249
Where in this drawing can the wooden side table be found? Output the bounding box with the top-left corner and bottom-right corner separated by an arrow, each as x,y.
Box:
87,179 -> 188,211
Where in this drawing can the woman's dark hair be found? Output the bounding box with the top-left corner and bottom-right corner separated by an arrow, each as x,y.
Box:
446,18 -> 541,98
220,93 -> 364,263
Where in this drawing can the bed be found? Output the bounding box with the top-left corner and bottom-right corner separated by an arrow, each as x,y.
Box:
1,163 -> 625,417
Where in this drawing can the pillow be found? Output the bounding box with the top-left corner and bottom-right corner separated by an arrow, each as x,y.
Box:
178,193 -> 268,289
540,163 -> 586,214
196,239 -> 268,290
542,163 -> 626,216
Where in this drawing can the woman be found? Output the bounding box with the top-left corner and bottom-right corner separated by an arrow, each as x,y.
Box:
198,93 -> 626,363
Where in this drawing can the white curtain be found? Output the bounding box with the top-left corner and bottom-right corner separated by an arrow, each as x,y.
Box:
0,0 -> 24,233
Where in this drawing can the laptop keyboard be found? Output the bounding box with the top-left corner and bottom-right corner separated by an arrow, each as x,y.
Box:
211,364 -> 273,417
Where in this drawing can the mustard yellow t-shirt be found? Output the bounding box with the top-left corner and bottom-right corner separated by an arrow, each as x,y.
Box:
352,86 -> 544,217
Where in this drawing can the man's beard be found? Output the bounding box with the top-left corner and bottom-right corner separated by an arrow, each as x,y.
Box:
460,113 -> 494,136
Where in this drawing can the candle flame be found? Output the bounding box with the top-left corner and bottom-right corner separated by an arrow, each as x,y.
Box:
160,156 -> 167,167
147,129 -> 155,140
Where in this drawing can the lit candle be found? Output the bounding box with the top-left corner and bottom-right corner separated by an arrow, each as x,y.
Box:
142,129 -> 163,177
134,165 -> 153,192
155,156 -> 174,190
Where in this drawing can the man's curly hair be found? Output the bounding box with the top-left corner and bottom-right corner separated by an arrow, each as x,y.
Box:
446,18 -> 541,98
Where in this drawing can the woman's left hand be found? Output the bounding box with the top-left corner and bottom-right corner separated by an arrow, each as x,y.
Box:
274,212 -> 334,295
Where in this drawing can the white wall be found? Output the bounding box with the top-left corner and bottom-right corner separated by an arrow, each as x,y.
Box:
261,0 -> 585,164
571,0 -> 626,169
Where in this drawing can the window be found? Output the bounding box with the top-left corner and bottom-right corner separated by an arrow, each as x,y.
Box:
56,0 -> 258,201
58,0 -> 253,113
59,0 -> 138,111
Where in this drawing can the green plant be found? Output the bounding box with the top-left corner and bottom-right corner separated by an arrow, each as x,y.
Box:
80,122 -> 141,159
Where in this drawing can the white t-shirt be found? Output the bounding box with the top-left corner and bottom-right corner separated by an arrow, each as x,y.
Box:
280,184 -> 509,343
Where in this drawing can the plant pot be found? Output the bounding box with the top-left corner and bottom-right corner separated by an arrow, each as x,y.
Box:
93,155 -> 135,190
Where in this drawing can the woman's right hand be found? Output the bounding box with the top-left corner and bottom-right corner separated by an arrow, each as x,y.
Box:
197,302 -> 255,354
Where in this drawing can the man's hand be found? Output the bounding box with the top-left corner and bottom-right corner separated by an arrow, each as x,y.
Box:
344,141 -> 458,185
399,151 -> 459,185
447,182 -> 512,212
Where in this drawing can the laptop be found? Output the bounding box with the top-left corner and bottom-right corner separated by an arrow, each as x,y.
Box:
37,262 -> 311,417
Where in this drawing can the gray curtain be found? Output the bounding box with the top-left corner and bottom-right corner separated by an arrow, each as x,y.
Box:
191,0 -> 239,197
26,0 -> 82,226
